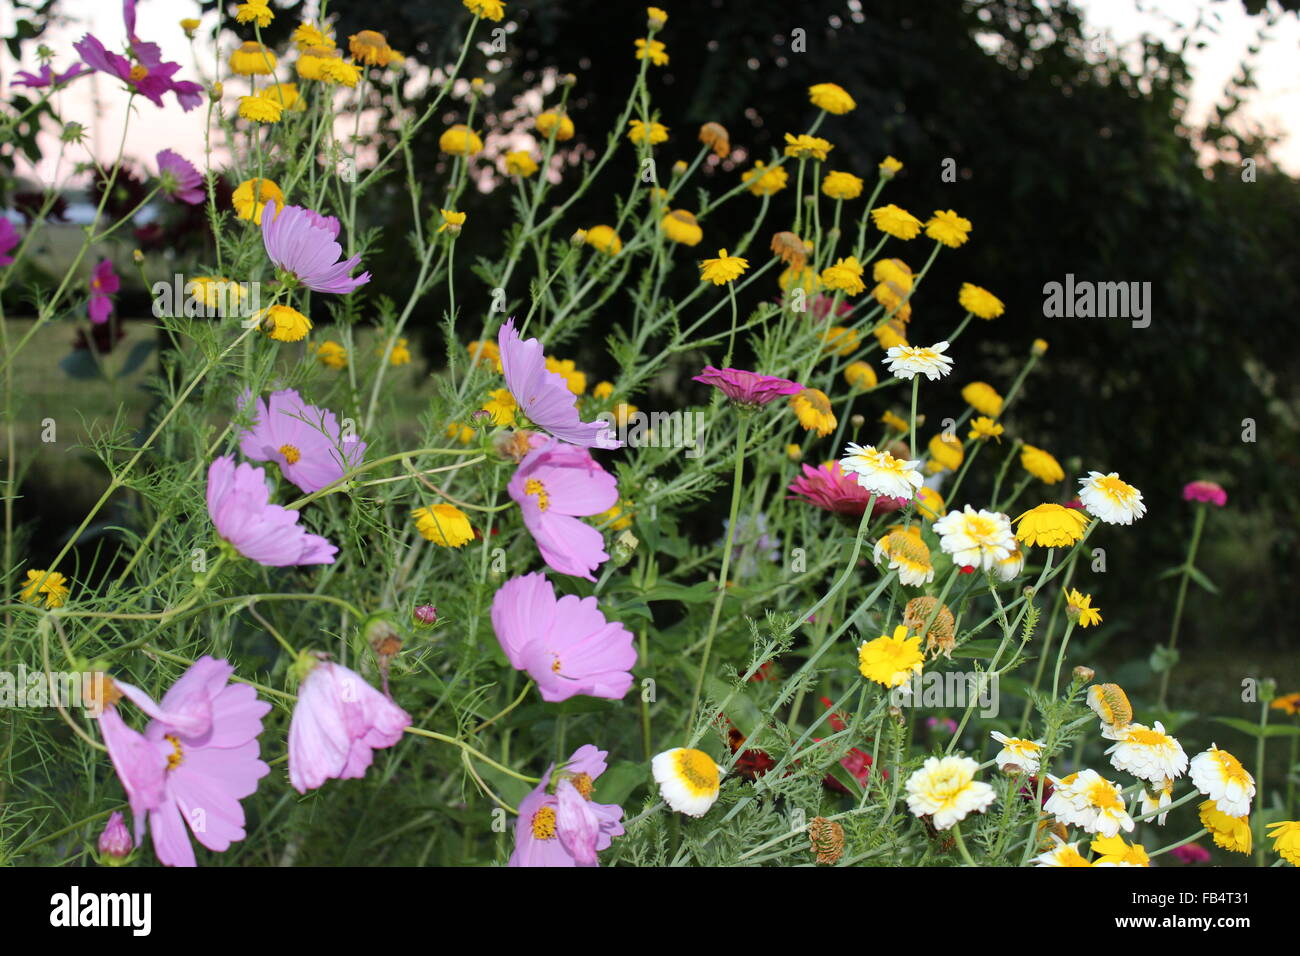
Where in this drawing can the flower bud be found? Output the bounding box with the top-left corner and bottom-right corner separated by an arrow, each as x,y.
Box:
97,812 -> 132,865
210,81 -> 223,101
672,159 -> 687,176
611,529 -> 639,567
1072,665 -> 1095,684
362,611 -> 400,649
849,414 -> 865,429
60,122 -> 86,144
647,7 -> 668,30
413,604 -> 438,627
785,443 -> 802,462
132,248 -> 144,264
1032,338 -> 1048,356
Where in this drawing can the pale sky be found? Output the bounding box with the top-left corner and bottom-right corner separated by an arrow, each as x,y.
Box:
2,0 -> 1297,191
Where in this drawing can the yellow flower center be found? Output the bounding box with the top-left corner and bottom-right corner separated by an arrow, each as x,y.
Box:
129,64 -> 149,82
279,443 -> 302,465
530,806 -> 557,840
569,772 -> 593,799
164,733 -> 184,771
524,478 -> 548,512
673,749 -> 719,795
1128,727 -> 1168,747
1086,779 -> 1122,811
1095,475 -> 1137,504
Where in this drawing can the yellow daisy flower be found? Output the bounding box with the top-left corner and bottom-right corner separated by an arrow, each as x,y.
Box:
878,155 -> 903,178
1066,589 -> 1103,628
1020,444 -> 1064,484
20,569 -> 70,608
628,119 -> 669,145
464,0 -> 507,21
820,256 -> 866,296
439,124 -> 484,156
821,170 -> 864,200
969,416 -> 1003,442
482,388 -> 518,426
958,282 -> 1004,319
535,110 -> 575,142
844,361 -> 877,390
660,209 -> 703,246
259,304 -> 312,342
238,94 -> 283,124
871,204 -> 923,240
505,150 -> 539,177
311,340 -> 348,369
1199,800 -> 1251,854
925,209 -> 972,248
808,82 -> 855,114
858,624 -> 924,688
790,388 -> 835,437
1014,503 -> 1090,548
229,41 -> 276,76
412,504 -> 475,548
961,381 -> 1003,417
699,249 -> 748,285
1267,821 -> 1300,865
783,133 -> 833,161
635,37 -> 669,66
742,161 -> 788,196
584,225 -> 622,255
234,1 -> 273,28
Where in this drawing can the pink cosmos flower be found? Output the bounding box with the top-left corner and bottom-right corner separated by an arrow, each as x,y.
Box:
509,744 -> 624,866
156,149 -> 204,205
206,454 -> 338,566
12,63 -> 89,89
1171,843 -> 1211,864
498,319 -> 621,449
288,659 -> 412,794
787,461 -> 908,516
88,258 -> 119,324
73,33 -> 202,112
0,219 -> 18,267
693,366 -> 803,406
261,204 -> 371,295
491,572 -> 636,702
1183,480 -> 1227,507
238,389 -> 366,494
94,658 -> 271,867
508,435 -> 618,581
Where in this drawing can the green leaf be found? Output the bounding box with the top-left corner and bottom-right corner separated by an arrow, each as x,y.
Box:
592,760 -> 645,808
1186,565 -> 1219,594
118,339 -> 156,377
1211,717 -> 1300,739
59,349 -> 103,380
638,581 -> 718,605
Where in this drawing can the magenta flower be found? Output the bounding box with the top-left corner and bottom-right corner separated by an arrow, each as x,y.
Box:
491,572 -> 636,702
261,204 -> 371,295
0,219 -> 18,267
508,435 -> 618,581
97,811 -> 133,862
238,389 -> 366,495
156,149 -> 204,205
12,63 -> 89,89
206,454 -> 338,566
498,319 -> 621,449
135,657 -> 271,867
787,461 -> 907,516
509,744 -> 624,866
288,659 -> 411,794
73,34 -> 202,111
1171,843 -> 1211,864
1183,480 -> 1227,507
693,366 -> 802,407
88,258 -> 119,324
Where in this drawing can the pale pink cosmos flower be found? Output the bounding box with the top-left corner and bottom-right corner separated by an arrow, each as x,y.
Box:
510,744 -> 624,866
491,572 -> 636,702
508,435 -> 618,581
238,389 -> 366,494
206,455 -> 338,566
498,319 -> 621,449
288,659 -> 412,794
261,204 -> 371,294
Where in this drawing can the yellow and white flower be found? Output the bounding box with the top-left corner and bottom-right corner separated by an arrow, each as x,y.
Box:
873,528 -> 935,587
652,748 -> 723,817
1032,834 -> 1092,867
1078,471 -> 1146,525
1091,834 -> 1149,867
993,541 -> 1024,581
1044,769 -> 1134,837
1140,778 -> 1174,826
1105,721 -> 1187,784
839,442 -> 923,500
932,506 -> 1016,572
1086,682 -> 1133,739
884,340 -> 953,381
990,731 -> 1042,774
903,755 -> 996,831
1189,744 -> 1255,817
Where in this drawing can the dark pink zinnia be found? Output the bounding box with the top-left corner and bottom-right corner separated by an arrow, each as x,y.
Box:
1182,480 -> 1227,507
787,461 -> 908,516
693,366 -> 802,407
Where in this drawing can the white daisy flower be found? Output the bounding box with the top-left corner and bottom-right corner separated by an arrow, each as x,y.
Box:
1077,471 -> 1146,525
1140,779 -> 1174,826
993,541 -> 1024,581
990,731 -> 1043,774
933,506 -> 1016,571
1032,835 -> 1092,867
1105,721 -> 1188,784
903,755 -> 996,831
885,340 -> 954,381
839,442 -> 923,499
651,747 -> 723,817
1044,769 -> 1134,837
1189,744 -> 1255,817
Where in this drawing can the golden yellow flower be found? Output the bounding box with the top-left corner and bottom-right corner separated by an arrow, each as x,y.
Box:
412,504 -> 475,548
646,7 -> 668,29
1066,589 -> 1102,628
871,203 -> 923,240
593,381 -> 615,401
635,37 -> 669,66
880,410 -> 910,435
229,41 -> 277,76
785,443 -> 803,462
1091,834 -> 1149,867
21,569 -> 70,608
1267,821 -> 1300,865
311,340 -> 348,369
1200,800 -> 1251,854
1014,503 -> 1090,548
1020,444 -> 1065,484
779,265 -> 819,296
741,161 -> 788,196
926,209 -> 972,248
858,624 -> 924,687
232,177 -> 284,224
180,18 -> 201,38
820,256 -> 865,296
783,133 -> 833,161
699,249 -> 748,286
584,225 -> 622,255
844,361 -> 876,390
234,2 -> 273,28
698,121 -> 730,158
873,320 -> 908,350
446,421 -> 475,445
535,110 -> 575,142
660,209 -> 703,246
790,388 -> 835,436
545,357 -> 587,395
438,209 -> 467,236
1032,338 -> 1049,355
959,282 -> 1004,320
927,433 -> 963,473
914,486 -> 945,522
467,340 -> 502,372
292,21 -> 334,51
1271,693 -> 1300,716
878,155 -> 903,178
821,170 -> 864,200
259,304 -> 312,342
440,124 -> 484,157
808,82 -> 855,114
349,30 -> 399,67
961,381 -> 1003,418
482,388 -> 518,426
263,83 -> 303,111
597,500 -> 634,531
238,94 -> 283,124
505,151 -> 539,177
968,416 -> 1004,442
385,338 -> 412,366
464,0 -> 507,21
820,325 -> 859,357
628,119 -> 669,146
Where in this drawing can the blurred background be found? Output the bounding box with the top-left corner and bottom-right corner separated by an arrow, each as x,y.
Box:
2,0 -> 1297,714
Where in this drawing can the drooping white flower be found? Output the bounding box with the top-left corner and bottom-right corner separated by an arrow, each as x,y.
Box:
1106,721 -> 1187,784
1078,471 -> 1146,525
933,505 -> 1016,572
1189,744 -> 1255,817
1044,769 -> 1134,837
839,442 -> 923,500
651,748 -> 723,817
990,731 -> 1043,774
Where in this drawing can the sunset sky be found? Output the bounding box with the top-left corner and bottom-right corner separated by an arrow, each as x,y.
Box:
2,0 -> 1298,190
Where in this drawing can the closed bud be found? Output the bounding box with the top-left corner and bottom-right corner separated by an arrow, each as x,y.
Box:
413,604 -> 438,627
611,529 -> 639,567
1072,665 -> 1095,684
97,812 -> 132,864
132,248 -> 144,264
849,414 -> 865,429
